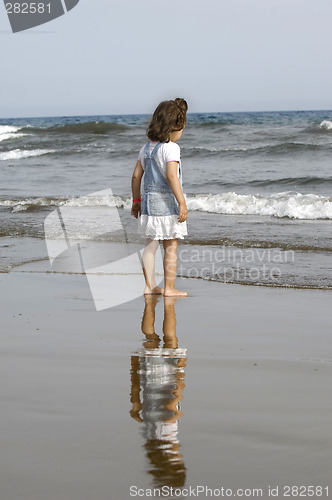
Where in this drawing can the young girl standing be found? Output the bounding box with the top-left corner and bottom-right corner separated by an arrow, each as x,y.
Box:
131,98 -> 188,297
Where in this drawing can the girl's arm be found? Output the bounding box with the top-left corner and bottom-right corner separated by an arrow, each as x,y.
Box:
166,161 -> 188,222
131,160 -> 144,218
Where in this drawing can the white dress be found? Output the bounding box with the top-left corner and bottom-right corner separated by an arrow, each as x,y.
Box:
137,141 -> 188,240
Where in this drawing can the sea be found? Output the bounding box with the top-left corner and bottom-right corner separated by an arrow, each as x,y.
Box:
1,110 -> 331,289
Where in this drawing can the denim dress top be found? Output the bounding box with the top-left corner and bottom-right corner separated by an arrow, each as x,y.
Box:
138,141 -> 188,240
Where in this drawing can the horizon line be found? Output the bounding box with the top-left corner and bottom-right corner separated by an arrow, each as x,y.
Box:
1,108 -> 332,121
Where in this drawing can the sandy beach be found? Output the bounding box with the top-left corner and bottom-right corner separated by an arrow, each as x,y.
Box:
1,262 -> 331,500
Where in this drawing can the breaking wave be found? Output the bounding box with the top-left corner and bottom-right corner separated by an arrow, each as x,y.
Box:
0,149 -> 55,161
2,191 -> 332,219
320,120 -> 332,131
186,192 -> 332,219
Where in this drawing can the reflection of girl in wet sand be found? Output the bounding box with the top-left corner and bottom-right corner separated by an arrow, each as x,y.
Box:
130,296 -> 187,488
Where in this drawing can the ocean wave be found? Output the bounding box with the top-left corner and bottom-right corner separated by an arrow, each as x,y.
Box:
0,197 -> 61,212
320,120 -> 332,131
186,192 -> 332,220
0,194 -> 130,212
192,144 -> 263,153
190,121 -> 230,129
0,124 -> 29,142
195,176 -> 332,189
21,121 -> 128,135
0,133 -> 28,142
2,191 -> 332,219
0,125 -> 22,134
247,176 -> 332,187
0,149 -> 56,161
252,142 -> 322,154
189,142 -> 323,157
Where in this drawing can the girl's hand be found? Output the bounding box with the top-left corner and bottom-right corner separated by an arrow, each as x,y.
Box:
178,202 -> 188,223
131,201 -> 141,218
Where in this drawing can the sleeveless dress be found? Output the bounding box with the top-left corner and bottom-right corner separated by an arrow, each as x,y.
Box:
137,141 -> 188,240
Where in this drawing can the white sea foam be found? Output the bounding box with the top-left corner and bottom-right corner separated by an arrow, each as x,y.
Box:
0,194 -> 131,212
2,191 -> 332,219
0,125 -> 22,134
186,192 -> 332,220
0,125 -> 29,142
320,120 -> 332,130
0,149 -> 55,161
0,133 -> 29,142
59,193 -> 131,210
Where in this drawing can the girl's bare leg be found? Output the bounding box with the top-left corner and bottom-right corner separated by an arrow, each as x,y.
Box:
142,238 -> 164,295
163,238 -> 188,297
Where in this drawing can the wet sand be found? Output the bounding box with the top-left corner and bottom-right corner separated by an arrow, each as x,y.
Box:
1,268 -> 331,500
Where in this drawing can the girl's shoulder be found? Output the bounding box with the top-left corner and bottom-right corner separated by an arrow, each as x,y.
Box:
159,141 -> 180,162
138,140 -> 180,164
161,140 -> 180,151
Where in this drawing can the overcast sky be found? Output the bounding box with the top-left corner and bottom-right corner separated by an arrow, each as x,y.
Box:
1,0 -> 332,118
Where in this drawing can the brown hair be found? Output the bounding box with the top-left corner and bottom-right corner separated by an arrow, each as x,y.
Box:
147,98 -> 188,143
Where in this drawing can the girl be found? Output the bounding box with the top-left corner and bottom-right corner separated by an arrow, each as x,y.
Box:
131,98 -> 188,297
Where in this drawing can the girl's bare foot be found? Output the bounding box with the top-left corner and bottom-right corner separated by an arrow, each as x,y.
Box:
144,285 -> 164,295
164,288 -> 188,297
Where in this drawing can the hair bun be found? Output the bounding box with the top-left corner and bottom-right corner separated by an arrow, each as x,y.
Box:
173,98 -> 188,113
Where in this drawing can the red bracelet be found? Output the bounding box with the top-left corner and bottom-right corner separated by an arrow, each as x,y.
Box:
133,198 -> 141,202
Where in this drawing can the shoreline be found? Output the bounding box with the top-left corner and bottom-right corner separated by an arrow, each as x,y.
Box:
5,268 -> 332,292
1,235 -> 331,291
5,261 -> 332,293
